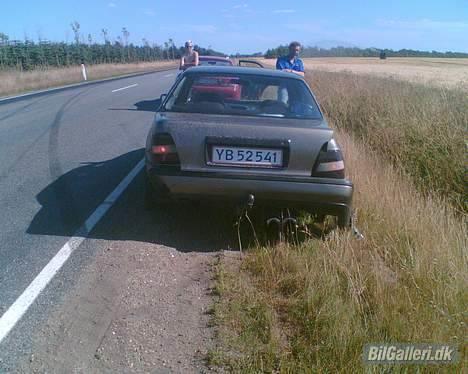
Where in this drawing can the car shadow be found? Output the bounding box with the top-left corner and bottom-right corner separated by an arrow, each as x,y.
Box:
108,98 -> 161,113
27,149 -> 240,253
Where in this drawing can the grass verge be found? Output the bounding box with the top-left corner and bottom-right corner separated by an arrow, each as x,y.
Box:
208,72 -> 467,372
0,60 -> 177,98
210,130 -> 467,372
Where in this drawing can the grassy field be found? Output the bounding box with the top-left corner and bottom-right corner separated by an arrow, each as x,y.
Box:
210,65 -> 467,372
0,60 -> 177,98
312,71 -> 467,212
262,57 -> 468,90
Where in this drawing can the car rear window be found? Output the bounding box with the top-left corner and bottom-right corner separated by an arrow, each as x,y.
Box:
163,74 -> 322,119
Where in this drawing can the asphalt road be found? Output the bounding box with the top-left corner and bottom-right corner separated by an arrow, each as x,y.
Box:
0,69 -> 228,370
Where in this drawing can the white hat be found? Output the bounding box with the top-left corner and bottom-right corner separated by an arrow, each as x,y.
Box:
185,40 -> 193,47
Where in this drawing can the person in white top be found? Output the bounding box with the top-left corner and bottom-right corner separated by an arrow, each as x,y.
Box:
180,40 -> 199,70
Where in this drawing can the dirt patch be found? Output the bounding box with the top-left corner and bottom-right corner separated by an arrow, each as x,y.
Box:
20,241 -> 218,373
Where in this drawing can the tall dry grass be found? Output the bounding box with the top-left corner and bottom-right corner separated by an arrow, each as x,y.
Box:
212,131 -> 467,372
309,71 -> 467,213
210,73 -> 467,372
0,61 -> 177,98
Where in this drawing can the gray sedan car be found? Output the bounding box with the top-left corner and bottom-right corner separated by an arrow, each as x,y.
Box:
145,66 -> 353,227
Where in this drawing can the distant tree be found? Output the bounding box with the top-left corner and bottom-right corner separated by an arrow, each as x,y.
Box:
168,38 -> 174,60
101,28 -> 109,44
121,28 -> 130,61
164,41 -> 169,60
122,27 -> 130,46
0,32 -> 9,45
70,21 -> 80,45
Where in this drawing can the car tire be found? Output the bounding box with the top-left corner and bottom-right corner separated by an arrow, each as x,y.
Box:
144,173 -> 169,210
144,174 -> 156,211
337,208 -> 351,229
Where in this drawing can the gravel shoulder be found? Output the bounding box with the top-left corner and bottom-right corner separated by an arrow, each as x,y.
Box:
19,239 -> 218,373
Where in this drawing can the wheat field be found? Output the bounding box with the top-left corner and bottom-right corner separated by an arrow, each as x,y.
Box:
261,57 -> 468,90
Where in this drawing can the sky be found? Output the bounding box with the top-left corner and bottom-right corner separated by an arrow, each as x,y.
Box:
2,0 -> 468,54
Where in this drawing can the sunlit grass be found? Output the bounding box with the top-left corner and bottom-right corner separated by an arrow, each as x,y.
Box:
209,74 -> 467,372
308,71 -> 467,213
0,60 -> 177,97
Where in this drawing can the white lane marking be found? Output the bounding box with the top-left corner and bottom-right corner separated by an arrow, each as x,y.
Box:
111,83 -> 138,93
163,73 -> 174,77
0,158 -> 145,344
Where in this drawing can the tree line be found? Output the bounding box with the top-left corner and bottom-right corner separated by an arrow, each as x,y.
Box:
264,45 -> 468,59
3,21 -> 466,71
0,22 -> 224,70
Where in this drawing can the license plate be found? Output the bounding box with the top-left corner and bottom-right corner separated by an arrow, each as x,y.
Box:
212,146 -> 283,167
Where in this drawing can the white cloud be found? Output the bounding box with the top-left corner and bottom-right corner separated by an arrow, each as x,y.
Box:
108,2 -> 116,7
233,3 -> 248,9
160,24 -> 217,34
273,9 -> 296,14
188,25 -> 216,33
377,18 -> 468,30
221,3 -> 257,18
144,9 -> 156,16
285,23 -> 322,32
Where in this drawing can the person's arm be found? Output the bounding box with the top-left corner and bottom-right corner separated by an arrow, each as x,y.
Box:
291,70 -> 305,77
193,51 -> 199,66
180,56 -> 185,69
276,57 -> 298,73
291,59 -> 305,76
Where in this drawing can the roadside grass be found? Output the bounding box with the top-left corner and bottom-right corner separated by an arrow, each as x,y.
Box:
206,71 -> 467,373
209,130 -> 467,372
307,71 -> 467,213
0,60 -> 177,98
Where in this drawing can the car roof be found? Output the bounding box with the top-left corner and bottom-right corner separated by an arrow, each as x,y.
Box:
183,65 -> 304,80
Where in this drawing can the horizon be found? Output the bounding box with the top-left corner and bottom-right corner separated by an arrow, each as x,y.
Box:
1,1 -> 467,54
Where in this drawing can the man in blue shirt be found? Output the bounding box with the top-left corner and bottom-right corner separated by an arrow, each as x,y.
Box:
276,41 -> 305,77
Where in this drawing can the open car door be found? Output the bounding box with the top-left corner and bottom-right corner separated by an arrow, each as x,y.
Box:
238,59 -> 264,68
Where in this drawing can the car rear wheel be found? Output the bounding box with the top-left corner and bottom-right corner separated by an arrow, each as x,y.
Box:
337,208 -> 351,229
144,173 -> 169,210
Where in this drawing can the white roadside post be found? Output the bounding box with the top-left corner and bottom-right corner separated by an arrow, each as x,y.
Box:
81,61 -> 87,81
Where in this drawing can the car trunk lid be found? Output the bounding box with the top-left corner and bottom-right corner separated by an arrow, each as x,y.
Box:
155,112 -> 334,177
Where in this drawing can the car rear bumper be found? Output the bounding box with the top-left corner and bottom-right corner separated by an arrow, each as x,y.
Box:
147,167 -> 353,214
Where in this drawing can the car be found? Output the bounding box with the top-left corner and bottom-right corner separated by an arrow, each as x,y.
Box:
189,58 -> 261,100
145,66 -> 353,228
177,55 -> 234,81
179,55 -> 233,73
198,55 -> 233,67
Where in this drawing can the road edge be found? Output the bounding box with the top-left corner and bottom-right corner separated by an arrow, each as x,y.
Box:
0,66 -> 178,105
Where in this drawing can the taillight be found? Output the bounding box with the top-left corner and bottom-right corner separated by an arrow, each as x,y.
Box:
312,139 -> 345,179
151,133 -> 180,166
